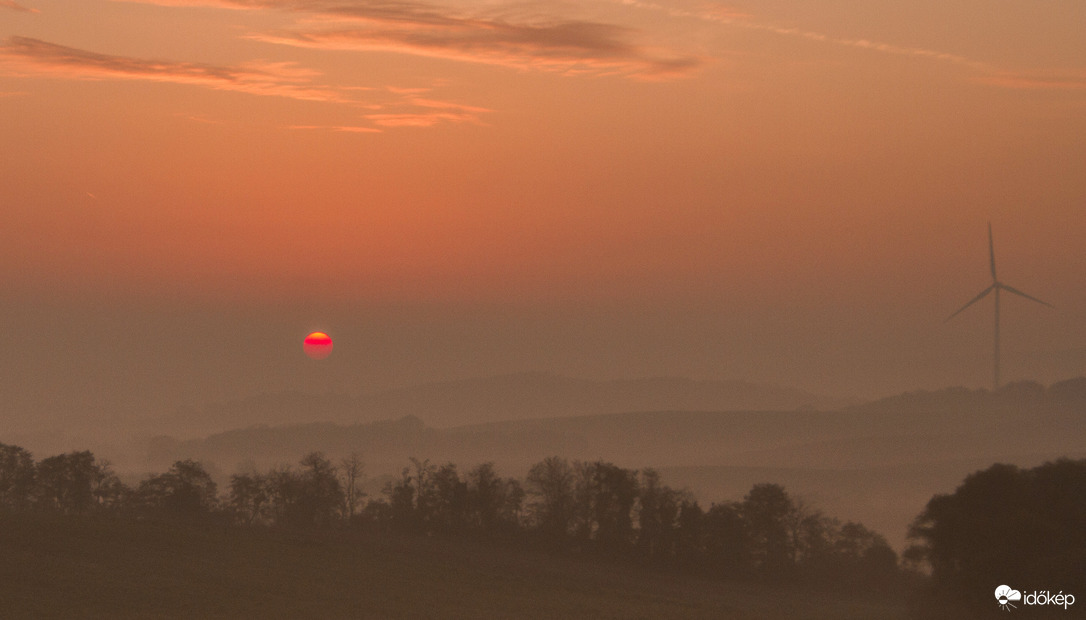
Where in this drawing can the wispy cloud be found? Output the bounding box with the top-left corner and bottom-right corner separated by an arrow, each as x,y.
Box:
0,36 -> 349,102
613,0 -> 1086,98
364,111 -> 476,127
975,70 -> 1086,91
288,124 -> 383,133
724,19 -> 1086,93
0,36 -> 492,128
363,92 -> 491,127
618,0 -> 993,73
105,0 -> 1086,90
288,92 -> 491,130
0,1 -> 39,13
115,0 -> 702,79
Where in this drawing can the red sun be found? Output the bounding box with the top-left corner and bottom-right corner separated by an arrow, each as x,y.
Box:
303,332 -> 333,360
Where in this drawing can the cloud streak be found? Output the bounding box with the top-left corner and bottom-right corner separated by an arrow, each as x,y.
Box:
0,1 -> 39,12
0,36 -> 349,102
288,124 -> 383,133
249,19 -> 699,79
289,91 -> 492,130
115,0 -> 702,79
976,70 -> 1086,91
617,0 -> 994,73
0,36 -> 492,128
615,0 -> 1084,94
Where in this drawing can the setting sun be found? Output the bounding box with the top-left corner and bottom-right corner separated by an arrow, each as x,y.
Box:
303,332 -> 333,360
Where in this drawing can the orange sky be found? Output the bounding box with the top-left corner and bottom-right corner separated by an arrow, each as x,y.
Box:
2,0 -> 1085,433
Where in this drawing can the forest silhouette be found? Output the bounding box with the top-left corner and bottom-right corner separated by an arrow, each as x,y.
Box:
3,436 -> 1084,617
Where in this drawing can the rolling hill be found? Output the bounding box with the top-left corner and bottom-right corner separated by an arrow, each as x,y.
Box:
154,372 -> 844,435
132,379 -> 1086,551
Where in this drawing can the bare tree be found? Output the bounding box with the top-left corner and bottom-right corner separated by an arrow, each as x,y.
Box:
525,456 -> 575,540
339,453 -> 365,520
409,457 -> 437,524
229,471 -> 270,525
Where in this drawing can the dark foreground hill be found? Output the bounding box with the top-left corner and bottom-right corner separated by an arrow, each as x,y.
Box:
0,514 -> 907,620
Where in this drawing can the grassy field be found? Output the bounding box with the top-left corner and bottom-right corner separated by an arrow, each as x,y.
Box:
0,515 -> 908,619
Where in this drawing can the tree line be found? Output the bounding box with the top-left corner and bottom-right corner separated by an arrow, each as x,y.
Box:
6,444 -> 1084,615
0,441 -> 899,588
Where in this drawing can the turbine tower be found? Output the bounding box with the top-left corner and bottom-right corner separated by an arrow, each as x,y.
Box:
946,223 -> 1053,390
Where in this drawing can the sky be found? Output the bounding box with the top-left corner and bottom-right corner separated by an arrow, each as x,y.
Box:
2,0 -> 1086,438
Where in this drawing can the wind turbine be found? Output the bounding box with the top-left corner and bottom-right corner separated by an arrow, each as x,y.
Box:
946,223 -> 1053,390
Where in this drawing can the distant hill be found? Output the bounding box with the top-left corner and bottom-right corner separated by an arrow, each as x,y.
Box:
359,373 -> 845,426
135,377 -> 1086,551
844,376 -> 1086,414
142,389 -> 1086,476
156,372 -> 844,435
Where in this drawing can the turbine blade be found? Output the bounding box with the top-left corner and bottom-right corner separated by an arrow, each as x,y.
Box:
946,285 -> 995,322
999,284 -> 1054,308
988,222 -> 997,282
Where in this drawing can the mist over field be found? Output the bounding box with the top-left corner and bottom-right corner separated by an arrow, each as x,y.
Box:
6,372 -> 1083,554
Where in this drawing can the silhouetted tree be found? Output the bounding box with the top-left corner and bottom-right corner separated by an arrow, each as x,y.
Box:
339,453 -> 365,521
791,509 -> 836,570
297,452 -> 343,528
356,497 -> 395,534
572,461 -> 639,554
265,453 -> 343,529
636,469 -> 686,564
833,522 -> 898,586
907,459 -> 1086,616
674,499 -> 706,566
382,457 -> 438,532
467,462 -> 523,535
35,451 -> 121,515
385,465 -> 419,531
0,443 -> 36,511
703,501 -> 749,577
409,457 -> 438,526
430,463 -> 469,535
228,471 -> 270,525
137,459 -> 219,518
525,456 -> 575,540
741,483 -> 794,578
